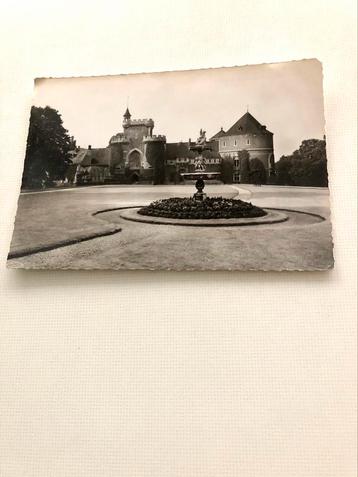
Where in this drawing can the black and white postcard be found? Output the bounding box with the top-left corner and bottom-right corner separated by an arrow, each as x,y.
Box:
8,59 -> 334,270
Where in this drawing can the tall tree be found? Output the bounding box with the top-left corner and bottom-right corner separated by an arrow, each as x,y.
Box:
276,139 -> 328,187
275,156 -> 294,185
22,106 -> 72,189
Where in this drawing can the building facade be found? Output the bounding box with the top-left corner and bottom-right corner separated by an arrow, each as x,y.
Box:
68,109 -> 274,185
210,111 -> 275,182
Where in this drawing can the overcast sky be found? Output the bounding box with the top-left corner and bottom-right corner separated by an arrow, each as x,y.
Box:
33,59 -> 325,160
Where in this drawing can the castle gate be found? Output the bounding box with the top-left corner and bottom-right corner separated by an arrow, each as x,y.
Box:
128,149 -> 142,170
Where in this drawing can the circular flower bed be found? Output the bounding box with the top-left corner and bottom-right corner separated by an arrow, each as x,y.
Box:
138,197 -> 267,220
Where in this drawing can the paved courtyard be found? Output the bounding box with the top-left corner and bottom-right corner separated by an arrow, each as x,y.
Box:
7,184 -> 334,271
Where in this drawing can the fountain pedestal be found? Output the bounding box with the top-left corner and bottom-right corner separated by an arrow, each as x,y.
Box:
193,177 -> 206,201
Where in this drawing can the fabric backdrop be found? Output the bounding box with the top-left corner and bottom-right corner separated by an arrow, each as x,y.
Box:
0,1 -> 356,476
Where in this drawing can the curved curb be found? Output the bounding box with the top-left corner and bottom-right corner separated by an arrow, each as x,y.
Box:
7,226 -> 122,260
230,185 -> 252,200
116,208 -> 288,227
264,207 -> 326,222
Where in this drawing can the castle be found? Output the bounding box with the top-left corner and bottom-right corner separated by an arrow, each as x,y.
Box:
67,108 -> 274,185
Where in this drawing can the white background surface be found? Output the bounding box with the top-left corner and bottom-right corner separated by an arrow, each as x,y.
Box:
0,1 -> 356,476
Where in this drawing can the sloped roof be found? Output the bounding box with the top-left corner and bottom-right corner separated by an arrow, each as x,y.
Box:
210,128 -> 226,140
166,142 -> 221,160
201,148 -> 221,159
70,149 -> 88,165
224,112 -> 272,136
71,148 -> 111,166
166,143 -> 195,160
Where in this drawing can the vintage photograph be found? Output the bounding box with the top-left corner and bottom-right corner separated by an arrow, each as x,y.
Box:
7,59 -> 334,270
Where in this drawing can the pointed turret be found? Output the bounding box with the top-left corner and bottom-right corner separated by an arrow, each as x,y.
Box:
123,107 -> 131,120
123,107 -> 132,128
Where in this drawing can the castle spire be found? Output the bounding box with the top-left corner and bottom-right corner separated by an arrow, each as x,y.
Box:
123,107 -> 131,120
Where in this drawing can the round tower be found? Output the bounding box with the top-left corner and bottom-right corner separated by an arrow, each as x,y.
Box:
143,135 -> 167,184
246,126 -> 274,173
108,134 -> 129,182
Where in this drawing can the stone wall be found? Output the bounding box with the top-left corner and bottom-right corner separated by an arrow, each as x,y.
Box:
145,140 -> 166,184
123,124 -> 151,151
219,132 -> 274,174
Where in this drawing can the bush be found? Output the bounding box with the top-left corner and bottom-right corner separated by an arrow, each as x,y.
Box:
138,197 -> 266,220
249,158 -> 267,185
221,157 -> 234,184
238,150 -> 250,183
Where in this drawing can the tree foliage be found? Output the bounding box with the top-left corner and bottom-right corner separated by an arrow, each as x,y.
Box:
249,158 -> 267,185
275,139 -> 328,187
22,106 -> 72,189
221,156 -> 234,184
238,150 -> 250,183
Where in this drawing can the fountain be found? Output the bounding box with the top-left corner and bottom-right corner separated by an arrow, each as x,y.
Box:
180,129 -> 221,200
133,129 -> 269,222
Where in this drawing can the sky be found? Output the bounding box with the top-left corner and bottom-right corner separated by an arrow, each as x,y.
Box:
33,59 -> 325,160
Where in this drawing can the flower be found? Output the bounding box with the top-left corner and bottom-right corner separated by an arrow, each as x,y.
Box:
138,197 -> 266,220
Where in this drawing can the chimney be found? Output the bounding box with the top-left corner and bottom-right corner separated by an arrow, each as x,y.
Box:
88,145 -> 92,150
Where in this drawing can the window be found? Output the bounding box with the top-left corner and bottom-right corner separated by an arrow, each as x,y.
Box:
234,140 -> 237,146
247,138 -> 250,145
222,141 -> 226,147
233,171 -> 240,183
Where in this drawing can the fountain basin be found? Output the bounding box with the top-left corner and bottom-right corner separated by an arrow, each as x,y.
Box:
116,207 -> 288,227
180,172 -> 221,181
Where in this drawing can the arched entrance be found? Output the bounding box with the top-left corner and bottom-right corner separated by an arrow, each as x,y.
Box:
130,172 -> 139,184
128,149 -> 142,170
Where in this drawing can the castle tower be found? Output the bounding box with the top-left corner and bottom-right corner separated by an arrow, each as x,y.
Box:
143,135 -> 167,184
107,109 -> 166,183
123,107 -> 131,126
212,112 -> 275,183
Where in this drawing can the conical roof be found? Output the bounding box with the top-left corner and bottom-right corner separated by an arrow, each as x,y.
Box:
123,107 -> 131,119
225,112 -> 272,136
